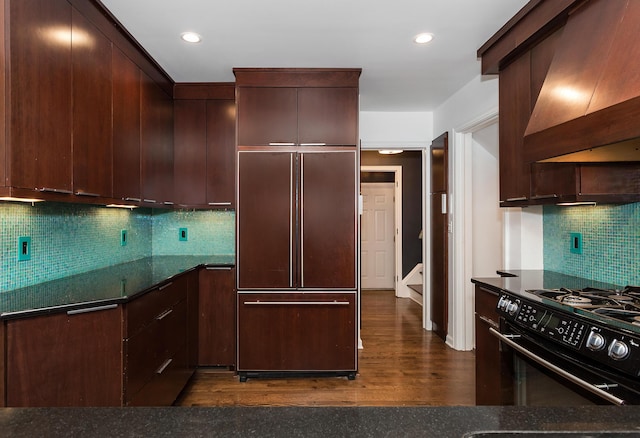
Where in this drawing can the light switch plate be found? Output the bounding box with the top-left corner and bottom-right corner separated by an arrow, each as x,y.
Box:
570,232 -> 582,254
18,236 -> 31,261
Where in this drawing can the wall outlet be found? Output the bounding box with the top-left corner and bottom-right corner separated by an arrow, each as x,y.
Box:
570,232 -> 583,254
179,227 -> 188,241
121,229 -> 128,246
18,236 -> 31,261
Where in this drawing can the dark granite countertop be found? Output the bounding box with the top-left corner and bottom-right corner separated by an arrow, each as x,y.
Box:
1,406 -> 640,437
471,270 -> 622,297
0,255 -> 235,319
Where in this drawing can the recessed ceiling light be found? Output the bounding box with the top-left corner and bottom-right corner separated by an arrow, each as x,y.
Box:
413,33 -> 434,45
181,32 -> 202,43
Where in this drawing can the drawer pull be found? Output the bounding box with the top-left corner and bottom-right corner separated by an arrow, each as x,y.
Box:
75,191 -> 100,197
530,194 -> 559,200
268,142 -> 296,146
206,266 -> 233,271
143,199 -> 157,203
208,202 -> 232,206
155,358 -> 172,374
158,282 -> 174,291
244,301 -> 350,306
124,197 -> 141,202
38,187 -> 73,194
299,143 -> 327,146
67,303 -> 118,316
156,309 -> 173,320
504,196 -> 528,202
478,315 -> 499,330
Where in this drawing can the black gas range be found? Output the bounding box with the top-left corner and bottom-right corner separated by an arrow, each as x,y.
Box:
494,285 -> 640,405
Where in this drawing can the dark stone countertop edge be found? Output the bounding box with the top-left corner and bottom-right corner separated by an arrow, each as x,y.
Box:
0,257 -> 235,320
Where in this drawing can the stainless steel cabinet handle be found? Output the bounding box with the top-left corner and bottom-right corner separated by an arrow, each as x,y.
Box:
290,154 -> 294,288
158,282 -> 174,291
124,197 -> 141,202
206,266 -> 233,271
489,327 -> 625,405
299,143 -> 327,146
208,202 -> 232,206
163,201 -> 174,205
156,309 -> 173,320
67,303 -> 118,316
478,315 -> 499,330
300,153 -> 305,287
38,187 -> 73,194
244,301 -> 350,305
75,191 -> 100,197
504,196 -> 528,202
155,358 -> 172,374
530,194 -> 559,200
143,199 -> 157,203
269,142 -> 296,146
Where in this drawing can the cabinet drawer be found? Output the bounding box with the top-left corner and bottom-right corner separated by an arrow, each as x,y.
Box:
475,286 -> 500,325
126,345 -> 191,406
237,292 -> 357,372
126,275 -> 188,337
125,298 -> 188,399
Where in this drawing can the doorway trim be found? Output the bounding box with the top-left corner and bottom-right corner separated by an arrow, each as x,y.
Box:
360,165 -> 403,297
449,108 -> 499,351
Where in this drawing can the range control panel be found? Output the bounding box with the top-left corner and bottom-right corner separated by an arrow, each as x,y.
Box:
496,292 -> 640,378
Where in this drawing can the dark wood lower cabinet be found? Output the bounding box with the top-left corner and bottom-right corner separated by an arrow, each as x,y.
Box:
198,266 -> 236,366
237,292 -> 357,377
4,269 -> 203,407
475,285 -> 511,405
6,306 -> 123,407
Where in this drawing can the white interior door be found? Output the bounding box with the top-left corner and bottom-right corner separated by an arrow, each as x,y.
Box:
361,182 -> 395,289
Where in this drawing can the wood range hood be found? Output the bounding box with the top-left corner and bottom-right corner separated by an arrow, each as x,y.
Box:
524,0 -> 640,163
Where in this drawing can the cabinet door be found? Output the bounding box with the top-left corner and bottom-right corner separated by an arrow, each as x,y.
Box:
499,54 -> 531,205
237,292 -> 357,371
112,47 -> 141,202
300,151 -> 357,288
237,151 -> 294,289
173,100 -> 207,206
72,8 -> 113,198
298,88 -> 358,146
141,72 -> 174,205
206,99 -> 236,207
6,306 -> 123,407
236,87 -> 297,146
9,0 -> 72,192
198,266 -> 236,366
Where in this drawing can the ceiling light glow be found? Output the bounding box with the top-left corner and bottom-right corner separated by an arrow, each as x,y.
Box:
379,150 -> 403,155
181,32 -> 202,43
413,33 -> 434,44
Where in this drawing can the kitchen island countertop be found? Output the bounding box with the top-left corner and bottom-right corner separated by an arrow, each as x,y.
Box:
1,406 -> 640,437
0,255 -> 234,319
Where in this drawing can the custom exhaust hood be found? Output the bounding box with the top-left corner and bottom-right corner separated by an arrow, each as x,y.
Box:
523,0 -> 640,163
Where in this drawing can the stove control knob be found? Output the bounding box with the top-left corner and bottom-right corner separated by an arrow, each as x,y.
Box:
585,331 -> 605,351
506,301 -> 519,316
608,339 -> 630,361
497,296 -> 508,311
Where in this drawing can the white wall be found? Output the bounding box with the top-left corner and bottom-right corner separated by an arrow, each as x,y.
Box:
360,111 -> 433,149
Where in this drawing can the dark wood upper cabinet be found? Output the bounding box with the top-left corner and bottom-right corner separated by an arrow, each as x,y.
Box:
8,0 -> 73,193
236,87 -> 297,146
206,99 -> 236,207
72,8 -> 113,198
112,46 -> 142,202
297,88 -> 358,146
174,100 -> 207,206
141,72 -> 174,205
173,84 -> 236,208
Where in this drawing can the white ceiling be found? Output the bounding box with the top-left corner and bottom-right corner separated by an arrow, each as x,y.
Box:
99,0 -> 528,112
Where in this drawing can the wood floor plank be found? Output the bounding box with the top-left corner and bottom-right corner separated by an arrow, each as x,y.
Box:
176,290 -> 476,406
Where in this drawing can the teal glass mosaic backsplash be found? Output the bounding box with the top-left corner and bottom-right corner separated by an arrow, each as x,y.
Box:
544,203 -> 640,287
0,202 -> 235,292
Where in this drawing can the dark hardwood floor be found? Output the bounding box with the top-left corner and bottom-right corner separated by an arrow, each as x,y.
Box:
176,290 -> 476,406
